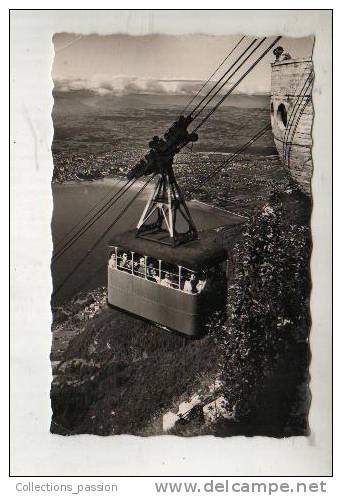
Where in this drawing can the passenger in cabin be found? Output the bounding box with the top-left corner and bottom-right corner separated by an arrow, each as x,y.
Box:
195,271 -> 208,292
108,253 -> 116,269
118,252 -> 131,272
139,256 -> 146,276
147,266 -> 160,283
196,278 -> 207,293
134,256 -> 146,277
183,273 -> 199,294
160,272 -> 173,288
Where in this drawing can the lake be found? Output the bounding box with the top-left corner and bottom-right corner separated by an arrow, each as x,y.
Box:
51,92 -> 286,302
51,178 -> 246,302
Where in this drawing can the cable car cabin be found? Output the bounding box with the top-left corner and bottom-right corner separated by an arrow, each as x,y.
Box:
107,229 -> 236,337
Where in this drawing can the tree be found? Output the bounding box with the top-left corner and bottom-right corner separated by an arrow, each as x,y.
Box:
218,191 -> 311,421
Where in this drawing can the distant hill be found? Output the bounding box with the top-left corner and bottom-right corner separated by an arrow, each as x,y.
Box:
52,89 -> 269,110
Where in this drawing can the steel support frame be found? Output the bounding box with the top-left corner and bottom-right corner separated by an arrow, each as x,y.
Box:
136,170 -> 198,246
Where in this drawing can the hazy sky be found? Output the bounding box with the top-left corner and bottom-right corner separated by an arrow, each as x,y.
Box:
53,33 -> 314,95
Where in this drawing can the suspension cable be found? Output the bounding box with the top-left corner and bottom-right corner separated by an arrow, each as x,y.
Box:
285,95 -> 312,168
193,36 -> 282,133
52,36 -> 282,271
52,176 -> 138,264
53,125 -> 271,297
52,175 -> 155,298
191,37 -> 267,121
282,68 -> 314,153
181,36 -> 246,115
190,123 -> 272,195
189,38 -> 260,118
125,37 -> 281,181
284,80 -> 313,165
283,71 -> 313,151
53,176 -> 122,252
53,125 -> 272,295
282,71 -> 314,162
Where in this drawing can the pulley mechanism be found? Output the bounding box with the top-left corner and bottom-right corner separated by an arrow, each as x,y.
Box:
128,115 -> 199,246
127,115 -> 198,179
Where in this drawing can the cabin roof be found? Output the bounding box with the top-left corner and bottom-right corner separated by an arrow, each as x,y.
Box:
108,224 -> 245,271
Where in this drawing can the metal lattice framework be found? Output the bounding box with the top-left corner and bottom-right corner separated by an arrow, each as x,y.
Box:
52,36 -> 284,296
136,170 -> 198,247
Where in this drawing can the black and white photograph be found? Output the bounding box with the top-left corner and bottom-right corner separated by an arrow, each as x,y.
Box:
9,8 -> 332,477
50,30 -> 314,437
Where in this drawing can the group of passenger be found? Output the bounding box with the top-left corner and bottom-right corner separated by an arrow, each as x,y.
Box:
108,251 -> 207,294
182,272 -> 206,294
110,252 -> 147,277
